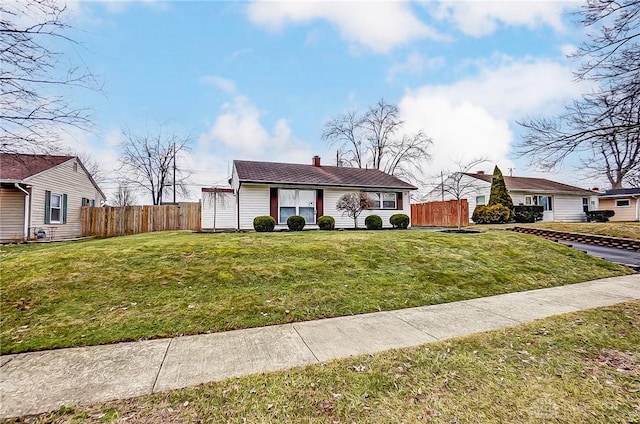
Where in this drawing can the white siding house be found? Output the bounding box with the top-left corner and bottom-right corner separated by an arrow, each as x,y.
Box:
200,188 -> 237,230
215,156 -> 416,230
0,154 -> 106,241
423,171 -> 595,223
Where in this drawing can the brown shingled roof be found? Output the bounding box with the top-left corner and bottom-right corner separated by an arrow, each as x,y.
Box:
0,153 -> 73,180
234,160 -> 417,190
463,173 -> 594,195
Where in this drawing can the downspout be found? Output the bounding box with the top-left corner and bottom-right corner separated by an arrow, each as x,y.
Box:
635,196 -> 639,222
236,182 -> 241,231
14,183 -> 30,240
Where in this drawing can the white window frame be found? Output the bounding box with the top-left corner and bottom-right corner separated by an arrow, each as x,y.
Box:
615,199 -> 631,207
369,192 -> 397,210
278,189 -> 316,224
526,195 -> 553,211
50,193 -> 62,223
475,195 -> 486,206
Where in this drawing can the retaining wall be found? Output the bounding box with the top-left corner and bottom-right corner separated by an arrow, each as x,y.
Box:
509,227 -> 640,252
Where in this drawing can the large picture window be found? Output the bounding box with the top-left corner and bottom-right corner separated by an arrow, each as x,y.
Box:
525,195 -> 553,211
279,189 -> 315,224
370,192 -> 397,209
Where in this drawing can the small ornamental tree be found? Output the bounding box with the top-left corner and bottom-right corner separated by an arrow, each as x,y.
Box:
336,192 -> 374,229
487,166 -> 514,220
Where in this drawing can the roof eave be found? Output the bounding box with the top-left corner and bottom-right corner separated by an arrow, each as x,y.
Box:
238,179 -> 417,190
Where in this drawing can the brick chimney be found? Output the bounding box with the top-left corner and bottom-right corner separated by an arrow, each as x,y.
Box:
312,155 -> 321,167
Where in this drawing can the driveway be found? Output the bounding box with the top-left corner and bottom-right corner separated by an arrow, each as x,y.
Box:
558,240 -> 640,269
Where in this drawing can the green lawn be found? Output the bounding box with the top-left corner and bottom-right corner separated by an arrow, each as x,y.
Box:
12,301 -> 640,423
473,221 -> 640,239
1,230 -> 630,354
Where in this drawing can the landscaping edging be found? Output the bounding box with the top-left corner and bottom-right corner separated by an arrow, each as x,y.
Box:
509,227 -> 640,252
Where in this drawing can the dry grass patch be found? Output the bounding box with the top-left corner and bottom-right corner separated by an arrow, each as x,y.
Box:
8,301 -> 640,423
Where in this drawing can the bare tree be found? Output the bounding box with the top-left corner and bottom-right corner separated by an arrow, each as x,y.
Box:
441,158 -> 489,229
517,0 -> 640,188
118,127 -> 192,205
336,192 -> 374,229
112,182 -> 137,206
204,188 -> 233,232
0,0 -> 98,154
323,99 -> 432,183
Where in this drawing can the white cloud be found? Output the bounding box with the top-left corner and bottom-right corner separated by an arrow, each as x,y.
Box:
399,57 -> 585,183
198,96 -> 313,164
434,1 -> 577,37
201,75 -> 237,94
246,1 -> 440,53
387,52 -> 445,82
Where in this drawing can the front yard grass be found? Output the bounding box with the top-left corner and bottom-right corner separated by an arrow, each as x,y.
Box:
474,221 -> 640,239
12,301 -> 640,423
1,230 -> 630,354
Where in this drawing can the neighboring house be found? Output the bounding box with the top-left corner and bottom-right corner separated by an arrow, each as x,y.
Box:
597,188 -> 640,221
0,153 -> 106,242
423,171 -> 595,222
201,156 -> 416,230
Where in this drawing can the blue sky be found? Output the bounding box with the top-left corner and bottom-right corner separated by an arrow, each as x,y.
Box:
54,0 -> 594,202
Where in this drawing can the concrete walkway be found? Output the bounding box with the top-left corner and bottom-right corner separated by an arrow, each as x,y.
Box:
1,275 -> 639,419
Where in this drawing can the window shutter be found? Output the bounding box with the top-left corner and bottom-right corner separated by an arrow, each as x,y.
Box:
270,188 -> 278,221
62,194 -> 68,224
397,192 -> 403,210
44,190 -> 51,224
316,189 -> 324,220
91,199 -> 95,207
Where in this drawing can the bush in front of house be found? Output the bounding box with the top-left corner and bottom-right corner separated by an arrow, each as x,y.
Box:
317,215 -> 335,230
286,215 -> 306,231
586,210 -> 615,222
472,204 -> 511,224
253,215 -> 276,232
390,213 -> 410,229
365,214 -> 383,230
513,205 -> 544,223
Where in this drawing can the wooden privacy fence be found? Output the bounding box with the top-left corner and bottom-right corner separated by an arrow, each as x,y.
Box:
81,202 -> 201,237
411,199 -> 469,227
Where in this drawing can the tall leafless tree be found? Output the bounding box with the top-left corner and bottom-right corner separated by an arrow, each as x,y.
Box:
118,128 -> 192,205
322,99 -> 432,183
112,182 -> 137,206
517,0 -> 640,189
0,0 -> 98,154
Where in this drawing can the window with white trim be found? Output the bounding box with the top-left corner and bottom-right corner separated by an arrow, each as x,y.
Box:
524,195 -> 553,211
370,192 -> 397,209
279,189 -> 316,224
475,195 -> 486,206
50,193 -> 62,223
616,199 -> 630,207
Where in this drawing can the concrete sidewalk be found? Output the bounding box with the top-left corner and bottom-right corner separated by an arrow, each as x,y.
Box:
1,274 -> 639,419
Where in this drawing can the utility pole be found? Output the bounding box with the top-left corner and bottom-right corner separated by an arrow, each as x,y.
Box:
172,143 -> 176,204
441,171 -> 444,201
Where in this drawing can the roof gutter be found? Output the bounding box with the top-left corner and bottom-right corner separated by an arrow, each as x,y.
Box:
14,183 -> 30,241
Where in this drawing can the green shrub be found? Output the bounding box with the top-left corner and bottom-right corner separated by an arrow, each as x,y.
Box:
472,204 -> 511,224
317,215 -> 335,230
286,215 -> 305,231
514,205 -> 544,223
390,213 -> 410,229
586,210 -> 615,222
253,215 -> 276,232
365,214 -> 383,230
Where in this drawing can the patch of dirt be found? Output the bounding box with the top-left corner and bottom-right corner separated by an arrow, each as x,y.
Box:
594,349 -> 640,374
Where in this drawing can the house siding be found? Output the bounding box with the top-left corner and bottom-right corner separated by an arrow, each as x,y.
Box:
324,188 -> 411,229
598,198 -> 639,221
551,195 -> 587,222
0,188 -> 26,242
201,191 -> 237,229
26,159 -> 104,239
238,184 -> 270,229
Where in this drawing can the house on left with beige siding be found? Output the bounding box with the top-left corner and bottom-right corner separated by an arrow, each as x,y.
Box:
0,153 -> 106,242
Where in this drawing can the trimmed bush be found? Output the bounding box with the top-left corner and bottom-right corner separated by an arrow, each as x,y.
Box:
390,213 -> 410,229
317,215 -> 335,230
586,210 -> 615,222
472,204 -> 511,224
514,205 -> 544,223
286,215 -> 305,231
365,214 -> 383,230
253,215 -> 276,232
